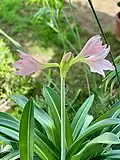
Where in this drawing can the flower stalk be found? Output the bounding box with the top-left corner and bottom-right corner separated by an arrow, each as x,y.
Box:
61,76 -> 66,160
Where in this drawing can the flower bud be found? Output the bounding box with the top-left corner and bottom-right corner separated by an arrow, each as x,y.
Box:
62,52 -> 73,62
60,52 -> 74,78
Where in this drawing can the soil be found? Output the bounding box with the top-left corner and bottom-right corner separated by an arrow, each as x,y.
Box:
65,0 -> 120,34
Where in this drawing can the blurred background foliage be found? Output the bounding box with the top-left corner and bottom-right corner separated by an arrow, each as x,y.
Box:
0,0 -> 120,119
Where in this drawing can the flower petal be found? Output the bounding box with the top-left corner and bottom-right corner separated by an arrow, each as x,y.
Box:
88,62 -> 105,77
80,35 -> 102,56
13,50 -> 41,76
87,59 -> 115,77
80,35 -> 110,59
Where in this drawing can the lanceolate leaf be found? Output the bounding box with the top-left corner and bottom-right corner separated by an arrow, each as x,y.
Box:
34,133 -> 57,160
0,112 -> 20,142
43,86 -> 73,149
65,111 -> 73,149
0,108 -> 59,159
80,114 -> 93,134
11,95 -> 55,143
0,112 -> 19,123
35,129 -> 60,159
94,100 -> 120,123
19,98 -> 34,160
66,118 -> 120,159
71,95 -> 94,140
71,144 -> 103,160
43,86 -> 61,147
0,118 -> 19,132
0,112 -> 19,135
0,126 -> 19,141
71,133 -> 120,160
1,150 -> 20,160
34,7 -> 52,19
102,109 -> 120,133
0,135 -> 11,143
103,150 -> 120,159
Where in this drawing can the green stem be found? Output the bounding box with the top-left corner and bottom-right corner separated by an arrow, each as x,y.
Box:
61,76 -> 66,160
84,67 -> 91,96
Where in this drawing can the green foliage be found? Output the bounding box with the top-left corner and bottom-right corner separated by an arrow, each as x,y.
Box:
0,39 -> 37,112
0,0 -> 21,24
28,0 -> 63,9
19,99 -> 34,160
0,87 -> 120,159
103,56 -> 120,95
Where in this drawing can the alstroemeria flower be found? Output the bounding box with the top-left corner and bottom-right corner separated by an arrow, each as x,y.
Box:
77,35 -> 115,77
13,50 -> 42,76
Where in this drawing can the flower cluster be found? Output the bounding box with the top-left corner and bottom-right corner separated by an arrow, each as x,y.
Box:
14,35 -> 115,77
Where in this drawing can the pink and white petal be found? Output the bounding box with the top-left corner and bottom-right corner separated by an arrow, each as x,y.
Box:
16,67 -> 37,76
16,70 -> 31,76
87,58 -> 115,77
96,59 -> 115,71
80,35 -> 102,56
13,60 -> 24,69
14,50 -> 43,76
17,50 -> 40,65
93,45 -> 110,59
87,46 -> 110,61
88,62 -> 105,77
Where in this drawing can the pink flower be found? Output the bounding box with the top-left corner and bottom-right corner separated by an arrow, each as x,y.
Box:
79,35 -> 115,77
13,50 -> 41,76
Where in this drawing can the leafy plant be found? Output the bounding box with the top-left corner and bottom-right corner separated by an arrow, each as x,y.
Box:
0,87 -> 120,159
0,1 -> 120,159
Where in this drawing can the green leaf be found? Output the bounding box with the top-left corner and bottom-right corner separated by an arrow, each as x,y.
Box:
43,86 -> 61,147
35,129 -> 60,159
1,150 -> 20,160
72,144 -> 103,160
43,86 -> 73,149
103,150 -> 120,159
80,114 -> 93,134
66,118 -> 120,159
0,112 -> 19,132
0,112 -> 19,123
71,133 -> 120,160
11,95 -> 55,143
0,112 -> 19,143
0,126 -> 19,141
102,109 -> 120,133
34,132 -> 57,160
65,111 -> 73,149
34,7 -> 52,18
43,86 -> 61,148
71,95 -> 94,140
94,101 -> 120,123
104,64 -> 120,91
19,98 -> 34,160
0,29 -> 22,50
0,135 -> 11,143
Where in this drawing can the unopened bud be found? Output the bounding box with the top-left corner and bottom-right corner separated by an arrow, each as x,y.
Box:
62,52 -> 73,62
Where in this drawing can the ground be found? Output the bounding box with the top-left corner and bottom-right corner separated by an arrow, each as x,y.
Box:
65,0 -> 119,34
